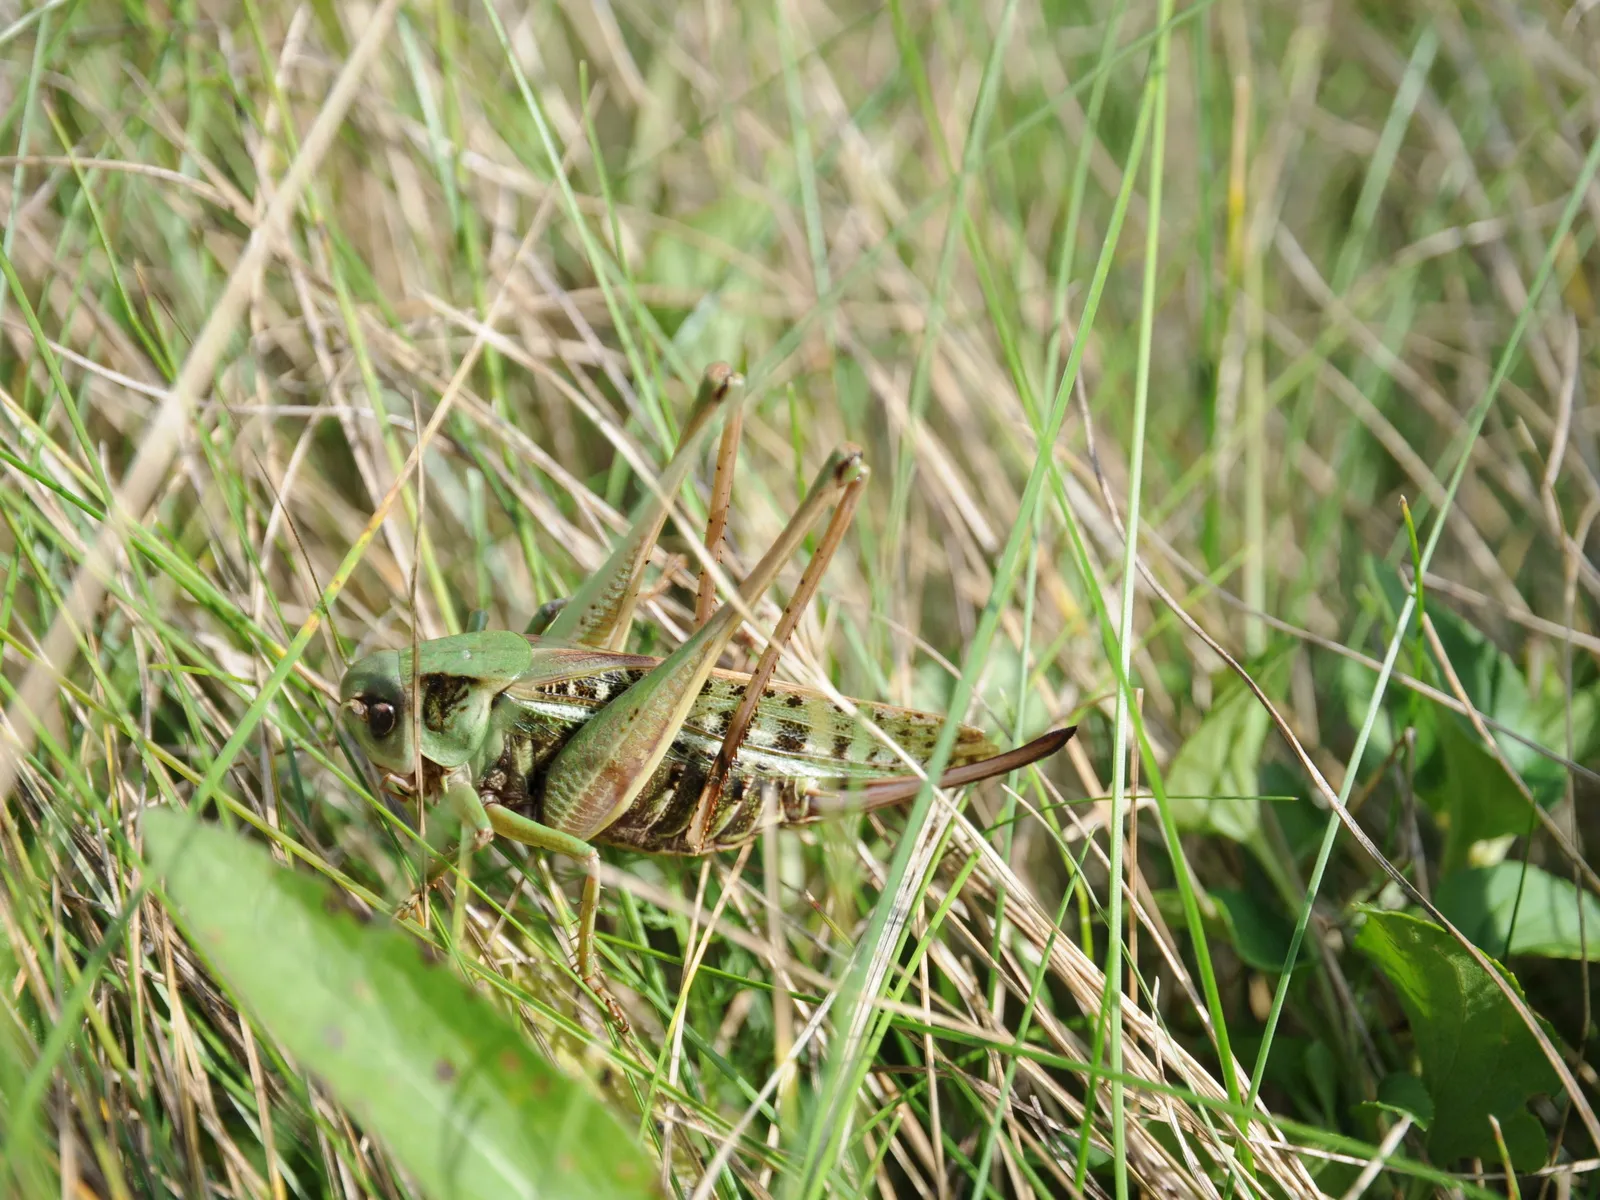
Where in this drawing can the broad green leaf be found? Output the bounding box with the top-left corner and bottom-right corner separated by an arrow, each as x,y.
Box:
1497,1110 -> 1553,1173
1355,1072 -> 1434,1129
1353,908 -> 1557,1166
1420,713 -> 1537,872
1231,1033 -> 1326,1125
1337,651 -> 1419,765
1436,862 -> 1600,960
1370,561 -> 1565,809
1209,887 -> 1297,975
1419,612 -> 1565,811
1529,675 -> 1600,763
142,808 -> 655,1200
1167,656 -> 1289,842
1259,761 -> 1324,860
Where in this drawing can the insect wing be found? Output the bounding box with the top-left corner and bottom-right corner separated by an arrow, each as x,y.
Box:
502,651 -> 1001,782
679,674 -> 1000,783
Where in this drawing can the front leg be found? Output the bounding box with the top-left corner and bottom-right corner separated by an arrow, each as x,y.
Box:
396,773 -> 493,918
483,805 -> 626,1032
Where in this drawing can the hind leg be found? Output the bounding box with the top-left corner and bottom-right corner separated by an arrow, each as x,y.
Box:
691,395 -> 745,628
688,460 -> 868,850
537,448 -> 869,849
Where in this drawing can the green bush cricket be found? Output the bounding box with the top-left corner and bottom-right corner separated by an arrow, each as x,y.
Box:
338,364 -> 1075,1029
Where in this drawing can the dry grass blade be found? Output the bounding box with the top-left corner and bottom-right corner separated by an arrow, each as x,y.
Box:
0,0 -> 403,802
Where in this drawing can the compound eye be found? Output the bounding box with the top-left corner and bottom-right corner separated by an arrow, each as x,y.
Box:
367,700 -> 397,739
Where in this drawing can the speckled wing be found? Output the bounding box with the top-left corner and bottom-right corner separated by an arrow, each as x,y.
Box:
679,671 -> 1001,781
502,648 -> 1001,781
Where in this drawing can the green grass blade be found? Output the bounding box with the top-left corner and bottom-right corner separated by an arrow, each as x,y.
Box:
1098,4 -> 1176,1194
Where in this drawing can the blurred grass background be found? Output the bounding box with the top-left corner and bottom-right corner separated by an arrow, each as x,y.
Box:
3,0 -> 1600,1195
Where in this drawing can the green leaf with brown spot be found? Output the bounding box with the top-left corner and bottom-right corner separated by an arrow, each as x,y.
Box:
141,807 -> 655,1200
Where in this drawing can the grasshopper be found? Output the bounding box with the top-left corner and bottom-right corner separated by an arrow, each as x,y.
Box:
337,364 -> 1074,1028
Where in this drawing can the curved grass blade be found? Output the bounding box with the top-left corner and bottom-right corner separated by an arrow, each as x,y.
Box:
141,807 -> 655,1200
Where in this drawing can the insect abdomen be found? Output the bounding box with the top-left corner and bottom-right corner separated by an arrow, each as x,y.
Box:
487,668 -> 1012,855
591,751 -> 812,855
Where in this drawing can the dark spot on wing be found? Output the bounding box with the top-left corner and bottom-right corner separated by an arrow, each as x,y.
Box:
421,673 -> 471,731
571,676 -> 598,700
785,692 -> 806,709
832,732 -> 853,760
775,719 -> 808,754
